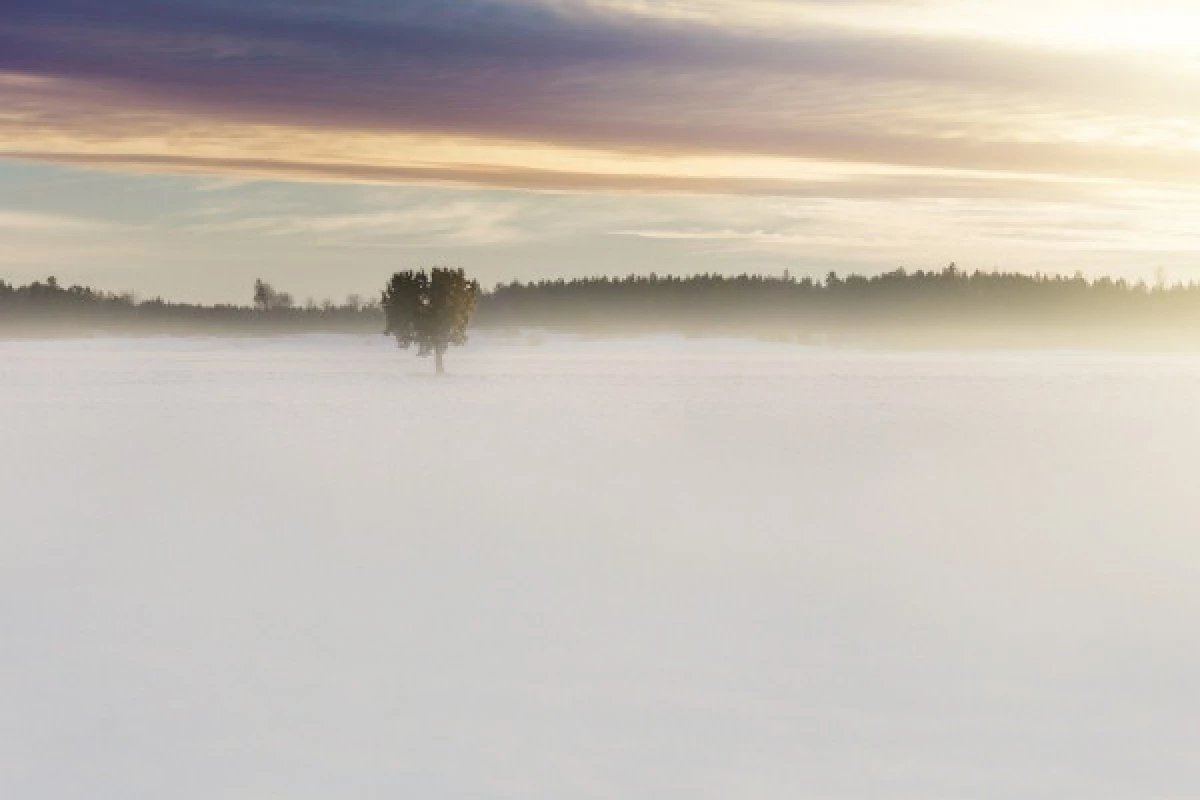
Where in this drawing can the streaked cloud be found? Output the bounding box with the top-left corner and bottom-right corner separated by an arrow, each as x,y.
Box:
0,210 -> 119,232
3,0 -> 1200,193
9,150 -> 1117,203
187,202 -> 529,248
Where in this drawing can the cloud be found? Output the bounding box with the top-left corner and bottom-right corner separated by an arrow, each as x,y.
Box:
0,208 -> 150,272
5,151 -> 1114,202
1,0 -> 1199,195
187,202 -> 529,247
0,210 -> 119,231
613,190 -> 1200,269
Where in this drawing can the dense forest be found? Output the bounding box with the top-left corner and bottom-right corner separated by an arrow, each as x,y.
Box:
5,266 -> 1200,346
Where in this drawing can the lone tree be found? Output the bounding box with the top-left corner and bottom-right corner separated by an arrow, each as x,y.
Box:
382,268 -> 479,374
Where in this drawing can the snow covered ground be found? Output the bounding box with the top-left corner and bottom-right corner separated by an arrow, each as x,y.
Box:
3,333 -> 1200,799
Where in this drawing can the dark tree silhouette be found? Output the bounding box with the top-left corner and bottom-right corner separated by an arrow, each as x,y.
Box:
382,268 -> 479,374
253,278 -> 270,311
253,278 -> 294,311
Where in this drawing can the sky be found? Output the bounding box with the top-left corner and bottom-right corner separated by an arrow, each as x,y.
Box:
2,0 -> 1200,302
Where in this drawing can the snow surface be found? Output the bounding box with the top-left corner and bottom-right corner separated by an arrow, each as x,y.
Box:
3,333 -> 1200,799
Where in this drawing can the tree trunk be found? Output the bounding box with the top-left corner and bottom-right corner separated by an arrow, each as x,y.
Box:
435,348 -> 445,375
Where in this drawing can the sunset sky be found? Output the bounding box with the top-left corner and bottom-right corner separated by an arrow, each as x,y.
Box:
3,0 -> 1199,302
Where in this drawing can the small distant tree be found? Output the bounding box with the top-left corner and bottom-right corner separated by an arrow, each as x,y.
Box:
253,279 -> 295,311
253,278 -> 271,311
382,268 -> 479,374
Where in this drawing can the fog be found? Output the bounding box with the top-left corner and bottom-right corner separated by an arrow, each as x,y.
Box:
3,334 -> 1199,799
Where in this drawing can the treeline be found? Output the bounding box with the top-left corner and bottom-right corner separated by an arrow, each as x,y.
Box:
476,267 -> 1200,346
0,277 -> 382,335
7,267 -> 1200,345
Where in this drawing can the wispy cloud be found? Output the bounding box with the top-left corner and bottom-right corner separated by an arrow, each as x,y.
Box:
0,210 -> 120,231
187,202 -> 529,247
0,207 -> 151,274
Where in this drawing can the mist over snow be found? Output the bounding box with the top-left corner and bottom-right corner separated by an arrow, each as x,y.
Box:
3,334 -> 1200,799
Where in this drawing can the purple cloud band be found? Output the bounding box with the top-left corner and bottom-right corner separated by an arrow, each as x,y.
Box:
2,0 -> 1196,185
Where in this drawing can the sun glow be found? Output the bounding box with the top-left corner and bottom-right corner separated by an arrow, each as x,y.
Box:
631,0 -> 1200,59
962,2 -> 1200,55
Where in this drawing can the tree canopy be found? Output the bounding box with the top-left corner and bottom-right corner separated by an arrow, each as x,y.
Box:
382,268 -> 479,373
253,279 -> 294,311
